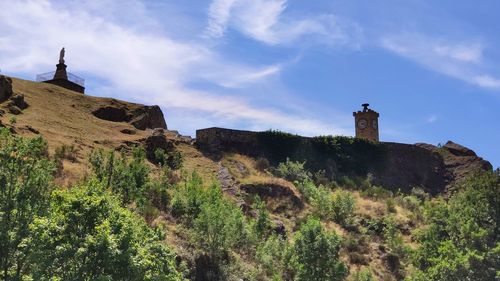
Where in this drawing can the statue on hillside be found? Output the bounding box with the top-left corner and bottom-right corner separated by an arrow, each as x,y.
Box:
59,47 -> 65,64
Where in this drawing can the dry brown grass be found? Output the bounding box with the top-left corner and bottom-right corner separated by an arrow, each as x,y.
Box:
1,77 -> 221,186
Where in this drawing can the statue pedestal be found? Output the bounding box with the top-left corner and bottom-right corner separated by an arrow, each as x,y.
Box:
53,63 -> 68,80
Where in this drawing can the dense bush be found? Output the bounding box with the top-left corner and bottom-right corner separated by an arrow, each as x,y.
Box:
193,184 -> 246,261
274,158 -> 311,183
89,147 -> 150,204
288,218 -> 347,281
349,267 -> 375,281
332,190 -> 356,226
409,172 -> 500,280
0,129 -> 55,280
28,181 -> 184,280
154,148 -> 183,170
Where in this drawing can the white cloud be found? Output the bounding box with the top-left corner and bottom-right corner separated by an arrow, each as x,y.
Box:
381,33 -> 500,90
205,0 -> 238,38
205,0 -> 362,47
0,0 -> 349,136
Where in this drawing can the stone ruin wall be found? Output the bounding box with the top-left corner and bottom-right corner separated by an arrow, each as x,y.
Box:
196,127 -> 448,194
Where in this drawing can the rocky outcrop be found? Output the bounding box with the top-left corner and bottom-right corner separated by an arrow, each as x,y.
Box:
130,105 -> 167,130
415,141 -> 492,191
0,76 -> 13,102
92,104 -> 167,130
8,94 -> 28,110
92,106 -> 128,122
240,182 -> 304,209
142,128 -> 174,162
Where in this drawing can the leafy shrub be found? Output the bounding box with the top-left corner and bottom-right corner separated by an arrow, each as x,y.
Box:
409,172 -> 500,281
310,185 -> 334,219
296,178 -> 318,202
349,267 -> 375,281
255,234 -> 287,278
274,158 -> 311,183
250,197 -> 273,240
386,197 -> 396,213
0,129 -> 54,280
332,190 -> 356,226
384,216 -> 408,259
193,184 -> 246,260
288,218 -> 347,281
28,181 -> 184,280
170,171 -> 206,221
89,147 -> 150,204
361,185 -> 393,199
154,148 -> 183,170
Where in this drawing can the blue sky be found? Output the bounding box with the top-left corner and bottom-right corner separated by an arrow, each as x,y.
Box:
0,0 -> 498,168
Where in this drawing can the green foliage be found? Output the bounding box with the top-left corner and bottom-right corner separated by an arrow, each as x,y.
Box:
28,181 -> 184,281
170,171 -> 206,221
311,135 -> 385,177
274,158 -> 311,183
289,218 -> 347,281
250,197 -> 273,240
386,197 -> 396,213
193,184 -> 246,260
154,148 -> 183,170
310,185 -> 334,220
255,234 -> 287,279
349,267 -> 375,281
89,147 -> 150,204
410,172 -> 500,280
361,185 -> 393,199
383,216 -> 408,259
331,190 -> 356,226
296,179 -> 355,226
258,130 -> 302,164
0,128 -> 55,280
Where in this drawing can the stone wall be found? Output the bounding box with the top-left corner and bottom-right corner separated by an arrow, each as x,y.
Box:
196,127 -> 449,194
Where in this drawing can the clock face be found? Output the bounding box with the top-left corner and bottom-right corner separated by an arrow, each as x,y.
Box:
372,119 -> 378,129
357,118 -> 367,129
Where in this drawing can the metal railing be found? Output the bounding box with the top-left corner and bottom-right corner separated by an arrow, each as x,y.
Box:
36,71 -> 85,87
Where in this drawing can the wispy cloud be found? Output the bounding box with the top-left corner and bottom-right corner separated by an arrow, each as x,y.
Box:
0,0 -> 350,136
205,0 -> 362,47
381,33 -> 500,90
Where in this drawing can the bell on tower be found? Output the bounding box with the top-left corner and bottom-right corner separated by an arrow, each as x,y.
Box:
353,103 -> 379,142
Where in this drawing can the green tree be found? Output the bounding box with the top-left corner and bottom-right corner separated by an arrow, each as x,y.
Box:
193,184 -> 246,260
0,129 -> 54,280
331,190 -> 355,226
28,180 -> 184,281
89,147 -> 150,204
410,172 -> 500,281
289,218 -> 347,281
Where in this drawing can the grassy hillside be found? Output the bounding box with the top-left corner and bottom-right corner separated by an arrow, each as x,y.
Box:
0,77 -> 497,281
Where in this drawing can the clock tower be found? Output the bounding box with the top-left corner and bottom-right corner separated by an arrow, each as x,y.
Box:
353,103 -> 379,142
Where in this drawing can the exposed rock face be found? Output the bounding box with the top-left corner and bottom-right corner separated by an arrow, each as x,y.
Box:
415,141 -> 492,191
92,104 -> 167,130
0,76 -> 13,102
130,105 -> 167,130
443,141 -> 477,157
143,128 -> 174,162
92,106 -> 128,122
240,182 -> 304,209
8,94 -> 28,110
